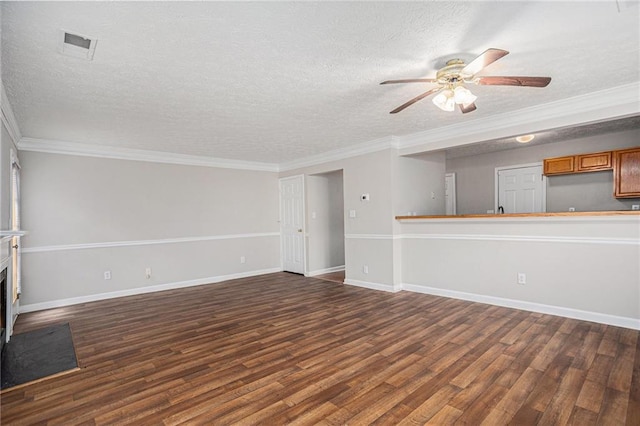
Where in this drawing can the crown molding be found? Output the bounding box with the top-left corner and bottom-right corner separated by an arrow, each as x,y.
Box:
10,82 -> 639,172
278,135 -> 399,172
396,81 -> 640,155
17,137 -> 279,172
0,82 -> 23,144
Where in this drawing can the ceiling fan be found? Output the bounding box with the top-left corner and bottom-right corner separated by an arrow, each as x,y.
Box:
381,48 -> 551,114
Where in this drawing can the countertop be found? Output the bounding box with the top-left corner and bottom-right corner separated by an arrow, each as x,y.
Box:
396,211 -> 640,220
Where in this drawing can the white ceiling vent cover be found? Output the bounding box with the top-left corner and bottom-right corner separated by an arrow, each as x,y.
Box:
58,30 -> 97,60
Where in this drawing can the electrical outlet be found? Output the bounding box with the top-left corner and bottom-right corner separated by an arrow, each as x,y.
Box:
104,270 -> 111,280
361,193 -> 370,201
487,209 -> 495,214
145,267 -> 152,279
569,207 -> 576,212
632,205 -> 640,211
363,265 -> 369,274
349,210 -> 356,218
517,273 -> 526,285
240,256 -> 246,264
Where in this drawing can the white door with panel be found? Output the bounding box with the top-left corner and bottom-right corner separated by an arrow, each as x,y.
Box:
497,165 -> 545,214
445,173 -> 456,215
280,175 -> 305,274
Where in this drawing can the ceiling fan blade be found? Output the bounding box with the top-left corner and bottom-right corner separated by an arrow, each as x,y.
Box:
462,48 -> 509,76
389,87 -> 441,114
459,102 -> 477,114
380,78 -> 437,85
475,76 -> 551,87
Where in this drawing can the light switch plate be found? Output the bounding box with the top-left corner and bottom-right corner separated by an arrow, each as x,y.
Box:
349,210 -> 356,218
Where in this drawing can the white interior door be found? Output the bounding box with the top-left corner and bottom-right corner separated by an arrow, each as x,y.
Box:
445,173 -> 456,215
280,175 -> 305,274
497,164 -> 545,214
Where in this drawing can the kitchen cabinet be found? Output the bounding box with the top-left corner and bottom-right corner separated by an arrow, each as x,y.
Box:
543,156 -> 575,175
614,147 -> 640,198
544,151 -> 612,175
576,151 -> 612,172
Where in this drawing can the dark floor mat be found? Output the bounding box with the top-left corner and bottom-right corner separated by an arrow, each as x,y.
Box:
1,323 -> 78,390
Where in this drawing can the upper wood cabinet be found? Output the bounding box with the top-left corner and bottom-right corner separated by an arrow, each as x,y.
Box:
614,147 -> 640,198
544,151 -> 612,176
544,156 -> 575,175
576,151 -> 612,172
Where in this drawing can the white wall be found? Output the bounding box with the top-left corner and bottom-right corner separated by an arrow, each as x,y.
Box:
283,148 -> 448,291
282,149 -> 396,289
400,216 -> 640,328
306,170 -> 344,275
393,152 -> 446,217
446,129 -> 640,214
19,151 -> 281,309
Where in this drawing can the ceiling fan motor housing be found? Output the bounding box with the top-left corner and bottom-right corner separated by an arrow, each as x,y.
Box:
436,59 -> 472,86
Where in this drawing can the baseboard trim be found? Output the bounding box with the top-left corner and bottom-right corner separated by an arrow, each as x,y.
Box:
305,265 -> 345,277
19,267 -> 282,313
402,283 -> 640,330
344,278 -> 398,293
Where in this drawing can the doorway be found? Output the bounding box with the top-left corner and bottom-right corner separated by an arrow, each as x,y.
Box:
306,170 -> 345,277
280,175 -> 305,274
495,163 -> 546,214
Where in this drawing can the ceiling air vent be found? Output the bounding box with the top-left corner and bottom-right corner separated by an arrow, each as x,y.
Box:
58,30 -> 97,60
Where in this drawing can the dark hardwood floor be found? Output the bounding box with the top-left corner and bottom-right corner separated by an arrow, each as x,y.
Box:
314,270 -> 345,284
1,272 -> 638,425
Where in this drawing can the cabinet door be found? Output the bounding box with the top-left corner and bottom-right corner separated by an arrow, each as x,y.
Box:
576,151 -> 612,172
544,156 -> 574,175
614,148 -> 640,198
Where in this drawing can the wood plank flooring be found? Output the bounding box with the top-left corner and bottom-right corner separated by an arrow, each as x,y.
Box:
1,272 -> 638,425
314,271 -> 345,284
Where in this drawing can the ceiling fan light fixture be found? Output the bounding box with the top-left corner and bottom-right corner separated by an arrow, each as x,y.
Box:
432,89 -> 455,111
382,48 -> 551,115
516,134 -> 535,143
453,86 -> 477,105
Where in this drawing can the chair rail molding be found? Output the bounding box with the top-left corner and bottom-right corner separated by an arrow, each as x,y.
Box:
22,232 -> 280,253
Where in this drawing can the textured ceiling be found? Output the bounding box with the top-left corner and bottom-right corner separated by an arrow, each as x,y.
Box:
445,115 -> 640,159
2,1 -> 639,164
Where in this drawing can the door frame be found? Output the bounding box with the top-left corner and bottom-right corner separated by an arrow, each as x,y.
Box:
494,162 -> 546,213
279,174 -> 307,274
